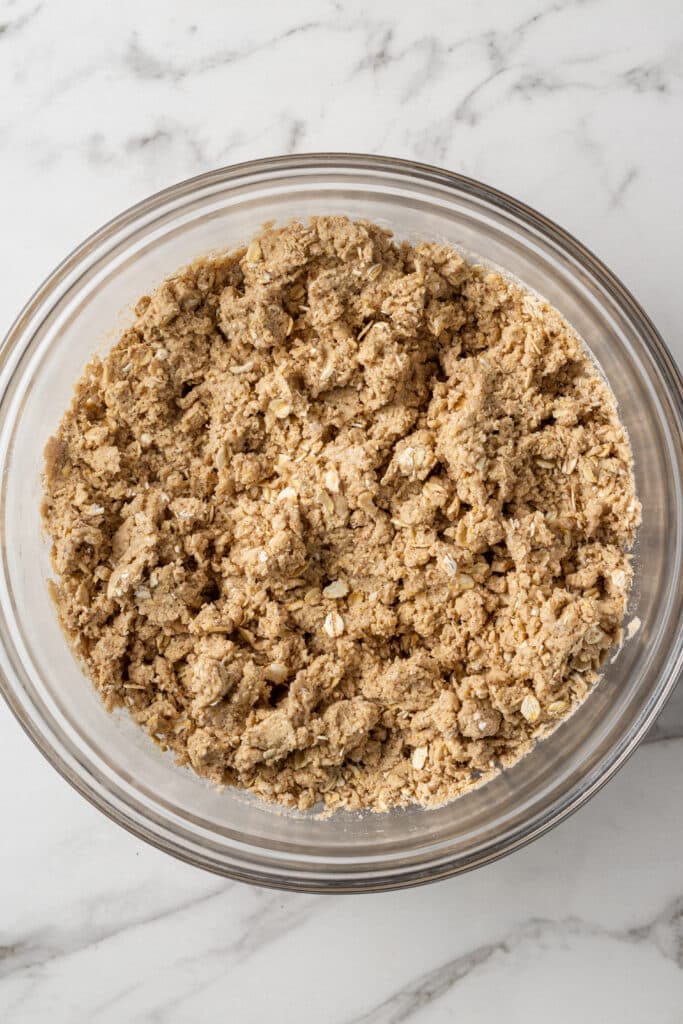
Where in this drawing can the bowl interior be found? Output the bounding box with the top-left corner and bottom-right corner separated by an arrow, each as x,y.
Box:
1,160 -> 681,888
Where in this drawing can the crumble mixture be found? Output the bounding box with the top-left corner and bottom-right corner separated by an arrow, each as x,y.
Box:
42,216 -> 640,812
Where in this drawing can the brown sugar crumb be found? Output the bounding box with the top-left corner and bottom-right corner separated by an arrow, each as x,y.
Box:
41,216 -> 641,813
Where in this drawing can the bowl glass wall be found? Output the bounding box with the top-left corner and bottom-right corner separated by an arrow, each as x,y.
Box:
1,155 -> 682,891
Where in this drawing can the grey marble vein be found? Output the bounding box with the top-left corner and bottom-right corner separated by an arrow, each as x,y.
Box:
285,117 -> 306,153
453,67 -> 510,126
608,166 -> 639,208
0,882 -> 230,980
345,897 -> 683,1024
347,942 -> 504,1024
89,889 -> 322,1024
353,25 -> 394,75
124,21 -> 324,84
511,70 -> 596,98
623,63 -> 672,95
348,1 -> 592,117
0,883 -> 322,1023
0,2 -> 40,40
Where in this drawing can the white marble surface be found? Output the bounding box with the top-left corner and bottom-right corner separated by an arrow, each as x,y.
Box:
1,0 -> 683,1019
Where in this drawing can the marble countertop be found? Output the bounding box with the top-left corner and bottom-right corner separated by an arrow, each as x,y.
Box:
2,0 -> 683,1020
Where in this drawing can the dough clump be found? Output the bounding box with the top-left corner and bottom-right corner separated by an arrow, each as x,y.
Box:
42,217 -> 640,812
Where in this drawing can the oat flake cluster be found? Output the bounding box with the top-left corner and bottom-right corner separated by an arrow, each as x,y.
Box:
42,216 -> 640,812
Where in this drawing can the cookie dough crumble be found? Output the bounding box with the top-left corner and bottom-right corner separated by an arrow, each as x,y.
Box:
42,216 -> 640,812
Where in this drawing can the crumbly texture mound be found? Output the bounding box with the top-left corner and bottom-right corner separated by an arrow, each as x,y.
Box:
42,216 -> 640,812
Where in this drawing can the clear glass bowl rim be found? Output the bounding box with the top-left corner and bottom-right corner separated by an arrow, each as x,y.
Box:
1,152 -> 683,893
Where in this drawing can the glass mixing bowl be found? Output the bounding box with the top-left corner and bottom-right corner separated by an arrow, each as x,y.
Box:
1,154 -> 682,893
